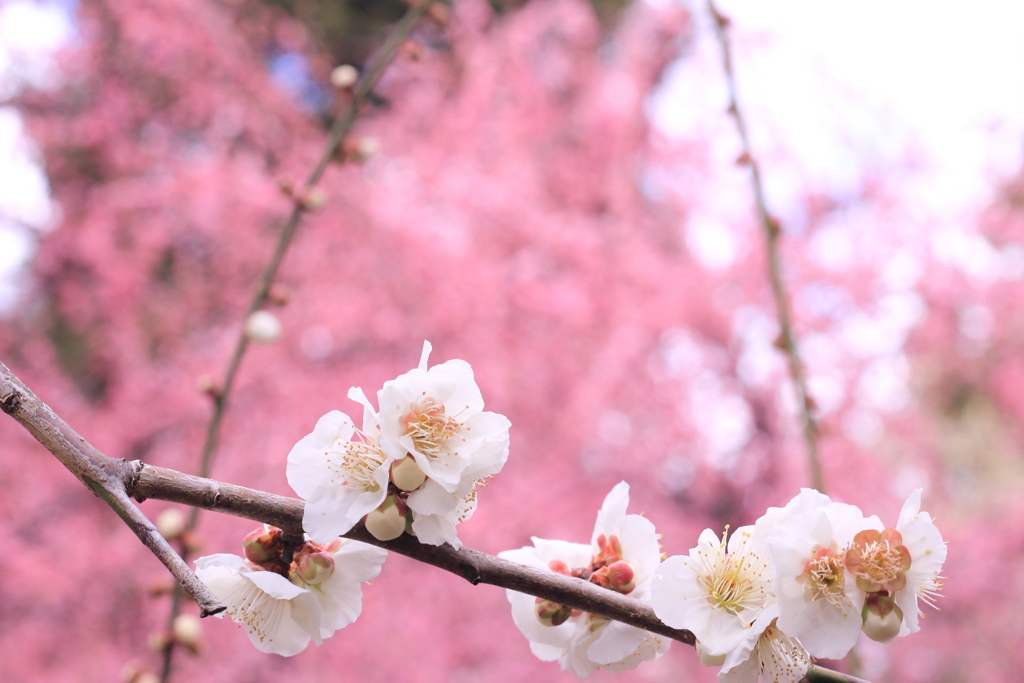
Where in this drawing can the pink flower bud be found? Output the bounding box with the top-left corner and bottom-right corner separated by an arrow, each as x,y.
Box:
534,598 -> 572,627
391,456 -> 427,492
242,526 -> 283,565
861,593 -> 904,644
589,560 -> 636,594
294,549 -> 336,585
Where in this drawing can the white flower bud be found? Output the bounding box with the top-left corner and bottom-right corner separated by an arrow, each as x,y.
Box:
172,614 -> 203,647
365,497 -> 406,541
391,456 -> 426,492
330,64 -> 358,89
155,508 -> 185,539
244,310 -> 282,343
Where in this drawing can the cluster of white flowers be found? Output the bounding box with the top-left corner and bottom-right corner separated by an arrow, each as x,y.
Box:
194,342 -> 512,655
195,526 -> 387,656
651,489 -> 946,683
191,341 -> 946,676
286,340 -> 511,549
499,483 -> 671,677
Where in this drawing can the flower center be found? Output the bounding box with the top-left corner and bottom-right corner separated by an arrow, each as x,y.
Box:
844,528 -> 911,594
698,530 -> 770,617
800,545 -> 851,610
327,435 -> 388,491
403,396 -> 462,460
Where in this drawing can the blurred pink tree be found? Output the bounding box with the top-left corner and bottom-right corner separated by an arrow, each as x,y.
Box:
1,0 -> 1020,682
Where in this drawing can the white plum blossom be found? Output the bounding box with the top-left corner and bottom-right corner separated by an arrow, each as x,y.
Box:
196,532 -> 387,656
195,554 -> 323,656
375,341 -> 510,548
843,488 -> 946,639
499,483 -> 669,678
768,501 -> 881,658
287,388 -> 392,545
717,604 -> 811,683
652,524 -> 773,657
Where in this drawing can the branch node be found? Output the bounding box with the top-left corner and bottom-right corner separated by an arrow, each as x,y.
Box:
2,390 -> 21,415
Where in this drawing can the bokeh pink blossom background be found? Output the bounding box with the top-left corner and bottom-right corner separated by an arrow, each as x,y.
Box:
1,0 -> 1023,682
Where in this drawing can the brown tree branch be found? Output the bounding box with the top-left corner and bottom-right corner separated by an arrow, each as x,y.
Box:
706,0 -> 825,493
2,360 -> 867,683
0,362 -> 225,618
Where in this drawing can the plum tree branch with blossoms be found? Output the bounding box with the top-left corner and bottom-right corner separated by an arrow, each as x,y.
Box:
707,0 -> 824,493
0,360 -> 869,683
158,0 -> 436,678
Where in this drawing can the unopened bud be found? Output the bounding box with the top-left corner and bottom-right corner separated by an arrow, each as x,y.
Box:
298,187 -> 327,211
242,526 -> 284,565
365,497 -> 406,541
267,283 -> 290,306
244,310 -> 282,343
604,560 -> 636,594
330,64 -> 359,89
861,593 -> 904,644
156,508 -> 185,540
391,456 -> 426,492
196,375 -> 220,397
356,137 -> 380,160
294,549 -> 335,585
401,39 -> 426,61
535,598 -> 572,627
172,614 -> 203,650
148,631 -> 170,652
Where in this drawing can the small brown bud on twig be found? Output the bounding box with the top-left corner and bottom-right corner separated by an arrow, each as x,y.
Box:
735,151 -> 752,166
426,2 -> 450,26
196,375 -> 221,399
765,215 -> 781,237
276,177 -> 295,198
267,283 -> 290,306
297,187 -> 327,211
401,39 -> 426,61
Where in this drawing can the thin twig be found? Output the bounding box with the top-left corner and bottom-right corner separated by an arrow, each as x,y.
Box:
0,362 -> 225,617
706,0 -> 824,492
159,3 -> 437,679
1,362 -> 867,683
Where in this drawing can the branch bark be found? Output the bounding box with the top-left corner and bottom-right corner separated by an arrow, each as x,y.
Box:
0,362 -> 225,617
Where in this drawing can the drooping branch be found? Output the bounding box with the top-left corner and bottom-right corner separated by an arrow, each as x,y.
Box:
706,0 -> 825,492
1,361 -> 867,683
